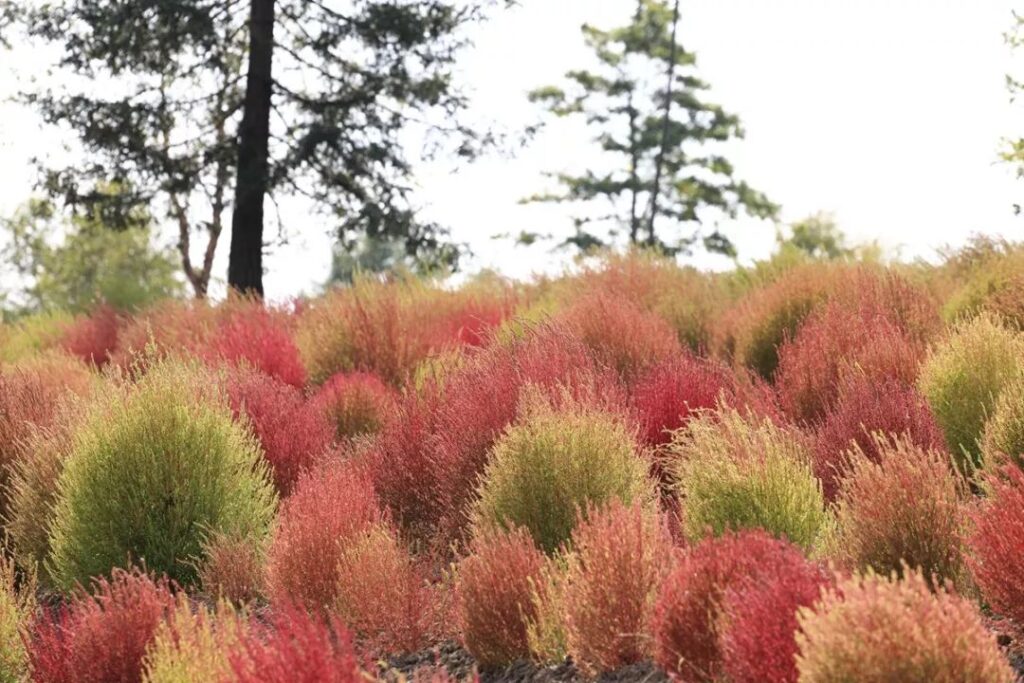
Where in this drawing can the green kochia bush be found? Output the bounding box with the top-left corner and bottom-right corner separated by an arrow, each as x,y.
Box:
670,410 -> 827,552
918,313 -> 1023,474
46,361 -> 277,591
471,390 -> 654,553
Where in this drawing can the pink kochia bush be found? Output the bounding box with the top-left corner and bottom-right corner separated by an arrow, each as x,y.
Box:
966,463 -> 1024,624
224,366 -> 335,495
312,371 -> 396,441
265,462 -> 385,612
719,558 -> 832,683
227,605 -> 361,683
60,304 -> 119,366
630,354 -> 733,450
208,301 -> 307,388
796,571 -> 1014,683
28,569 -> 176,683
563,501 -> 675,675
812,374 -> 946,501
649,530 -> 813,683
454,526 -> 547,668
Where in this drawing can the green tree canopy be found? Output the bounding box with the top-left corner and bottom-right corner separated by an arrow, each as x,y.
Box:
525,0 -> 777,257
2,0 -> 511,297
1,196 -> 182,316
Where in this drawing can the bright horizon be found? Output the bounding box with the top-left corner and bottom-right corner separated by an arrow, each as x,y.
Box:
1,0 -> 1022,301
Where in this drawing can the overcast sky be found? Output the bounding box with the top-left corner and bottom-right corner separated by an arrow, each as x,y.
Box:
1,0 -> 1022,301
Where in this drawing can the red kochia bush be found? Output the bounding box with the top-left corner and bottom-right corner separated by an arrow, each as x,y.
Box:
60,304 -> 119,366
966,463 -> 1024,624
265,461 -> 385,612
719,558 -> 832,683
312,371 -> 396,440
774,303 -> 926,426
564,501 -> 675,675
225,366 -> 335,495
813,374 -> 946,501
209,301 -> 307,388
228,605 -> 361,683
455,526 -> 547,668
559,292 -> 682,382
28,569 -> 176,683
630,354 -> 733,450
650,530 -> 811,683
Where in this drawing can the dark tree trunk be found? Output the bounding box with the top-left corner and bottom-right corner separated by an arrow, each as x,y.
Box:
228,0 -> 275,296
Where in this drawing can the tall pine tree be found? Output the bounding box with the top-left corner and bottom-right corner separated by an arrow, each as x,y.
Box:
526,0 -> 777,256
3,0 -> 508,296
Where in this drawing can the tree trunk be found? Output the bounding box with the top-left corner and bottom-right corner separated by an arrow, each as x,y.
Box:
228,0 -> 275,297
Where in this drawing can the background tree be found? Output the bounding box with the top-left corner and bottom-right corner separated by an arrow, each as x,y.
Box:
525,0 -> 777,257
3,0 -> 510,297
1,196 -> 183,316
1002,10 -> 1024,214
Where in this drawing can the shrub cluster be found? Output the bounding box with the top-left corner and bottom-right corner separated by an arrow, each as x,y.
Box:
966,463 -> 1024,624
796,570 -> 1014,683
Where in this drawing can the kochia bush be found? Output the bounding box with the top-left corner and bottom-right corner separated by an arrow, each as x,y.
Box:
917,312 -> 1023,473
795,571 -> 1014,683
829,435 -> 965,586
650,530 -> 812,683
28,569 -> 177,683
0,558 -> 33,683
207,299 -> 307,387
719,560 -> 832,683
454,526 -> 547,668
312,371 -> 396,441
671,410 -> 826,551
46,360 -> 277,591
965,463 -> 1024,624
980,374 -> 1024,473
562,501 -> 674,675
265,461 -> 384,612
142,598 -> 247,683
471,391 -> 653,553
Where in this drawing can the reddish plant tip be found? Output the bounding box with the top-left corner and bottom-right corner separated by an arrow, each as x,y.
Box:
967,463 -> 1024,625
210,304 -> 308,388
60,304 -> 120,367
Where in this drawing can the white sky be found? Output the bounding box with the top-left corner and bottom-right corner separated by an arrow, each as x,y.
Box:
2,0 -> 1023,301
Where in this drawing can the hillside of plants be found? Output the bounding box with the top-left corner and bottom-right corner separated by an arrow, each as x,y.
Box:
3,241 -> 1024,682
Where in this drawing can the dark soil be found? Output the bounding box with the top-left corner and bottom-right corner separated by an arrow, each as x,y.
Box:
382,641 -> 669,683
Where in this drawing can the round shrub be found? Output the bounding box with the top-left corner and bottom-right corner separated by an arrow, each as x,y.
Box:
812,374 -> 946,501
774,303 -> 925,425
562,501 -> 674,675
981,373 -> 1024,473
142,598 -> 247,683
829,435 -> 965,586
333,524 -> 434,655
312,371 -> 396,441
558,292 -> 682,382
0,557 -> 33,683
208,299 -> 307,388
224,366 -> 335,495
630,354 -> 733,450
0,352 -> 94,519
265,461 -> 384,612
455,526 -> 547,668
670,410 -> 827,551
719,558 -> 832,683
227,605 -> 361,683
110,300 -> 216,371
28,569 -> 177,683
46,361 -> 277,591
918,312 -> 1023,473
650,530 -> 811,683
795,570 -> 1014,683
60,304 -> 120,367
966,463 -> 1024,624
471,392 -> 653,553
197,532 -> 265,606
